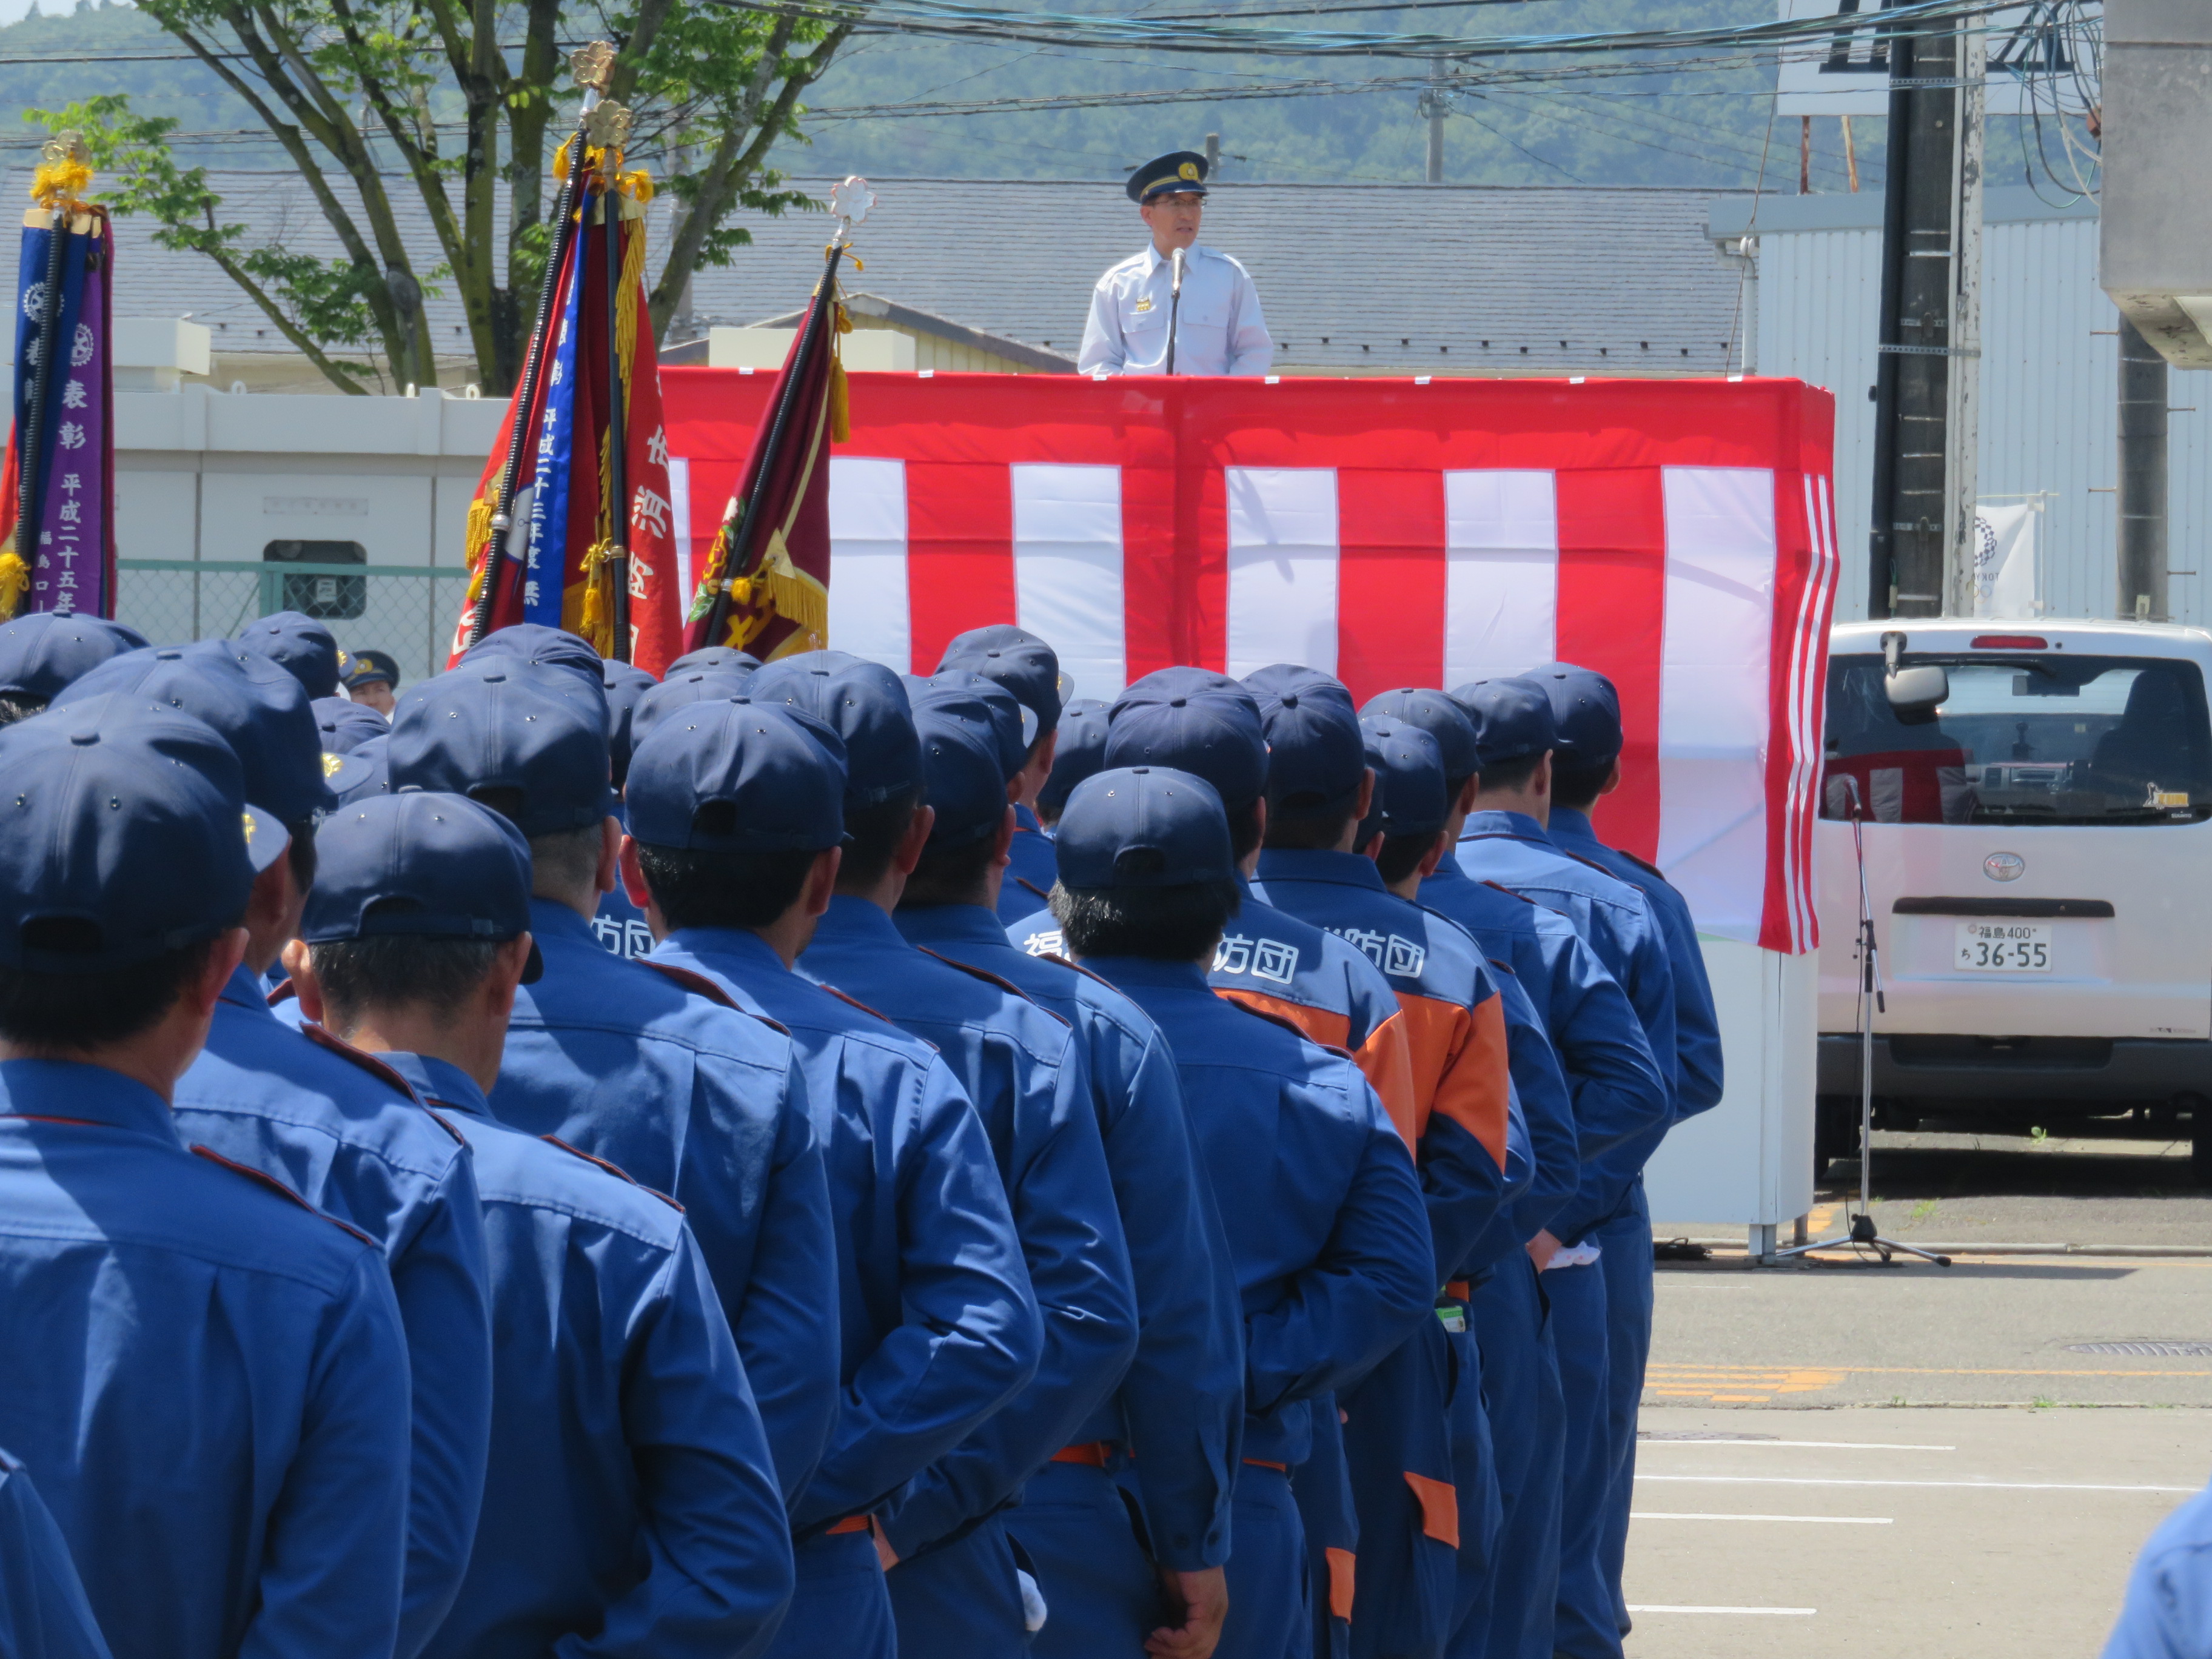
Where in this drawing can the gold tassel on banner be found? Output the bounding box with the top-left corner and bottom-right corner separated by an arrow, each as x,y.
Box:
0,549 -> 29,621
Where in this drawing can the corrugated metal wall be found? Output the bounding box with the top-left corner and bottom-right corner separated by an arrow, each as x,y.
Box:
1754,211 -> 2212,625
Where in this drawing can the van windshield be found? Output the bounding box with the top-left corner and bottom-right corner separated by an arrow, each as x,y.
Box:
1822,653 -> 2212,825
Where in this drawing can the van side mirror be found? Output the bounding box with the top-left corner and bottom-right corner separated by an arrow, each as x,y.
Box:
1886,663 -> 1949,725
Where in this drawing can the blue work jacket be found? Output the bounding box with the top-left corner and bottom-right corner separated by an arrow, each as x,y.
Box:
1010,875 -> 1419,1139
893,900 -> 1245,1572
1450,813 -> 1680,1238
1464,962 -> 1577,1268
1077,958 -> 1435,1470
178,965 -> 491,1658
999,802 -> 1059,924
0,1447 -> 110,1659
1419,855 -> 1669,1205
390,1052 -> 795,1659
1547,806 -> 1725,1119
803,895 -> 1138,1561
2105,1474 -> 2212,1659
0,1059 -> 412,1659
649,925 -> 1041,1533
1251,848 -> 1524,1284
489,899 -> 840,1507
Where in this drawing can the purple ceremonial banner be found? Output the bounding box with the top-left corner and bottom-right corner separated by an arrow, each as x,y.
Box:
28,222 -> 110,617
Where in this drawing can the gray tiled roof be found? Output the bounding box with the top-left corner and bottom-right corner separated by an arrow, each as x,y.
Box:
7,167 -> 1749,377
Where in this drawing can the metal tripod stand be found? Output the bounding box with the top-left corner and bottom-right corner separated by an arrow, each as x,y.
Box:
1774,780 -> 1952,1268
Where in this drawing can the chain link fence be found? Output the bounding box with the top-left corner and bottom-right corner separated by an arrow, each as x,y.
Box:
116,560 -> 471,688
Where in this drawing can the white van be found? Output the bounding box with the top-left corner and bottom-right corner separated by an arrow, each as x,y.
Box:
1817,618 -> 2212,1175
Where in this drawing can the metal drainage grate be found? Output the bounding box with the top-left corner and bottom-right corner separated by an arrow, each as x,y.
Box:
1638,1431 -> 1780,1443
2065,1341 -> 2212,1357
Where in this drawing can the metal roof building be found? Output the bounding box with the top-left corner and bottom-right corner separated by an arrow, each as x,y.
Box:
1713,186 -> 2212,626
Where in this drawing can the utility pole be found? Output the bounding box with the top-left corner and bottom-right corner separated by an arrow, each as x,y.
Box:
1943,21 -> 1985,616
1868,15 -> 1977,619
1424,59 -> 1445,183
2117,316 -> 2170,621
1204,131 -> 1221,182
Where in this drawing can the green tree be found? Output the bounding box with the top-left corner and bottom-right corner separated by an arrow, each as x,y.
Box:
37,0 -> 853,395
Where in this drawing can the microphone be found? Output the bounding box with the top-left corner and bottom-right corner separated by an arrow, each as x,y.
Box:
1170,246 -> 1185,296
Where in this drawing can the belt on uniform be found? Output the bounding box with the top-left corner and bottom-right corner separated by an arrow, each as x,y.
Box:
1052,1441 -> 1114,1467
1443,1279 -> 1472,1301
1242,1457 -> 1289,1473
827,1515 -> 873,1535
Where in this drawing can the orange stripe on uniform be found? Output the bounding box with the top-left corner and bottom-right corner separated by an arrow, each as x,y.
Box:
1216,988 -> 1351,1052
1434,993 -> 1510,1170
1352,1008 -> 1419,1150
1325,1547 -> 1357,1621
1404,1472 -> 1460,1549
1392,990 -> 1466,1142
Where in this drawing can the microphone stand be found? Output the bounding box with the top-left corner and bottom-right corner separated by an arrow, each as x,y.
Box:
1773,773 -> 1951,1268
1165,246 -> 1184,375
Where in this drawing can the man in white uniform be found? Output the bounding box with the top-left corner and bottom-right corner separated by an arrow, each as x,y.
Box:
1078,149 -> 1273,377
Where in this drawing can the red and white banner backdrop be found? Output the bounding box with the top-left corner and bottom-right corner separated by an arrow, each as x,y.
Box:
663,371 -> 1839,953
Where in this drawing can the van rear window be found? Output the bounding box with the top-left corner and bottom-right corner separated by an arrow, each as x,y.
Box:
1823,654 -> 2212,825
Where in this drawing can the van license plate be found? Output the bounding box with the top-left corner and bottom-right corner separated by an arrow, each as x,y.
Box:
1954,921 -> 2053,973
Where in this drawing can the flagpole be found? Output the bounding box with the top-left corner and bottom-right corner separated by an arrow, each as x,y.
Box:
465,41 -> 614,649
602,135 -> 631,662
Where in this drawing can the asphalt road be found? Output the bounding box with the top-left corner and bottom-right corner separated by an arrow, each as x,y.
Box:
1628,1130 -> 2212,1657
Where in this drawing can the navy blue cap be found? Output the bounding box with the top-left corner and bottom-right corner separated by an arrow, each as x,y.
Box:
1127,150 -> 1209,204
1360,716 -> 1447,839
461,625 -> 608,706
1056,766 -> 1235,889
387,662 -> 616,837
937,624 -> 1067,736
57,638 -> 340,827
236,611 -> 341,699
337,734 -> 390,807
1038,698 -> 1110,816
912,671 -> 1034,782
340,650 -> 399,694
626,698 -> 848,853
1361,688 -> 1481,783
751,652 -> 925,809
312,697 -> 389,755
602,660 -> 658,783
915,709 -> 1013,849
303,791 -> 541,983
1103,691 -> 1267,813
1112,666 -> 1260,722
1451,677 -> 1558,769
1250,665 -> 1363,821
630,670 -> 754,754
1519,662 -> 1623,768
0,693 -> 283,973
0,612 -> 149,703
665,646 -> 762,680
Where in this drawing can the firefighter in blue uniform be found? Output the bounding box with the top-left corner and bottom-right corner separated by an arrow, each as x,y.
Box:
2105,1470 -> 2212,1659
0,698 -> 413,1659
936,623 -> 1070,921
0,1447 -> 112,1659
894,705 -> 1245,1659
1056,764 -> 1435,1659
588,658 -> 661,958
628,695 -> 1042,1659
0,608 -> 145,722
1008,669 -> 1418,1137
1370,686 -> 1671,1659
1247,673 -> 1524,1659
460,620 -> 609,695
664,644 -> 761,678
287,791 -> 797,1659
1039,697 -> 1110,828
384,660 -> 843,1508
57,640 -> 494,1659
1520,663 -> 1725,1642
752,651 -> 1138,1657
596,668 -> 746,959
1447,677 -> 1676,1659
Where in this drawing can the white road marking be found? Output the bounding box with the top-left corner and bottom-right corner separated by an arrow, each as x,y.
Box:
1626,1604 -> 1817,1617
1638,1474 -> 2196,1493
1644,1439 -> 1954,1452
1632,1511 -> 1892,1524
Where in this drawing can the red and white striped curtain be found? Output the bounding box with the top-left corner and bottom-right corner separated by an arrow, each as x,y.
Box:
664,372 -> 1838,953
